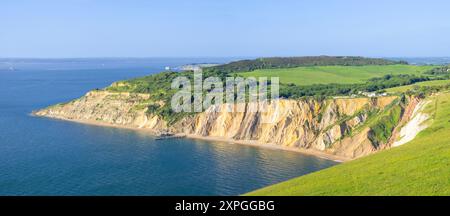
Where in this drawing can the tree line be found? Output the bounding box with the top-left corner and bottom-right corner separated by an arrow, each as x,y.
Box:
205,56 -> 408,73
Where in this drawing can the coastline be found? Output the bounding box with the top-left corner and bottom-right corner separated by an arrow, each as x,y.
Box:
32,113 -> 349,162
185,134 -> 349,162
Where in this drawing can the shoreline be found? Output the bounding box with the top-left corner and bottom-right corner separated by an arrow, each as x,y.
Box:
185,134 -> 349,162
32,113 -> 349,162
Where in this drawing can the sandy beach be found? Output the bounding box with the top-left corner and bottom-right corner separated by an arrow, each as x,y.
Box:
185,134 -> 349,162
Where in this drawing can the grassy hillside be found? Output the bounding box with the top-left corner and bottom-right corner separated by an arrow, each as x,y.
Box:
247,92 -> 450,195
239,65 -> 435,86
386,79 -> 450,93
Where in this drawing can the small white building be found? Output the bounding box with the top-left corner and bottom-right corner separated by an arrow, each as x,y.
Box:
359,91 -> 388,97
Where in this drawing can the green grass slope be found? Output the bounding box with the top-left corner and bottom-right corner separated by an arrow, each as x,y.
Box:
386,79 -> 450,93
247,92 -> 450,195
239,65 -> 434,86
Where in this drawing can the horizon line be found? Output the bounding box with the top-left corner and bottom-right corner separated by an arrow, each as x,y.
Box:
1,56 -> 450,60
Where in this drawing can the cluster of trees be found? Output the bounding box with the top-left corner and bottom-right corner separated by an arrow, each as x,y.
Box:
205,56 -> 408,73
405,83 -> 450,98
279,74 -> 429,98
365,74 -> 429,92
424,65 -> 450,75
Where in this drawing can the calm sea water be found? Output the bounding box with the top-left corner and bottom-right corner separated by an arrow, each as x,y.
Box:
0,58 -> 337,195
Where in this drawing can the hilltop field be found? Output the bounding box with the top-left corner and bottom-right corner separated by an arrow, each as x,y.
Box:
238,65 -> 435,85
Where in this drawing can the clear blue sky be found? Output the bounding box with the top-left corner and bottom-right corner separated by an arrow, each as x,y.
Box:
1,0 -> 449,58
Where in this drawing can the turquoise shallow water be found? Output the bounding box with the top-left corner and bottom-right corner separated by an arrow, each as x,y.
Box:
0,58 -> 337,195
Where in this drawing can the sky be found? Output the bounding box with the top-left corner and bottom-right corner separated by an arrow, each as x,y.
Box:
1,0 -> 450,58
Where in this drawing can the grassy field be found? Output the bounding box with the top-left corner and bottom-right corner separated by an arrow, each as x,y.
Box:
246,92 -> 450,195
385,79 -> 450,93
239,65 -> 435,85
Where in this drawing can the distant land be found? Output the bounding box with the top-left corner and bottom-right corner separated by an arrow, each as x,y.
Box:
1,57 -> 450,71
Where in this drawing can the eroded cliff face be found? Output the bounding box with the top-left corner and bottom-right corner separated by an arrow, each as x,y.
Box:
174,96 -> 400,158
34,90 -> 166,130
34,90 -> 424,160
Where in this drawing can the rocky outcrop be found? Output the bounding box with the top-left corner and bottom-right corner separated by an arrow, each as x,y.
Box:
34,90 -> 426,160
34,90 -> 166,130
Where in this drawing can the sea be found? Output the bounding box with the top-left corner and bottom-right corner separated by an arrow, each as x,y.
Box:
0,58 -> 338,195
